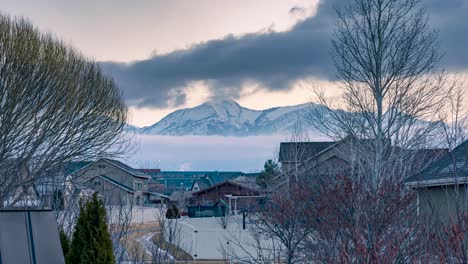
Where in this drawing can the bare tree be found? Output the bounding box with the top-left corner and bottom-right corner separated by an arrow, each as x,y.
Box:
123,205 -> 191,264
421,86 -> 468,263
0,14 -> 128,207
300,0 -> 462,262
225,183 -> 313,264
323,0 -> 447,146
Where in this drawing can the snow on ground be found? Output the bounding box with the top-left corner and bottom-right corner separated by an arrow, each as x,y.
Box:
136,232 -> 175,261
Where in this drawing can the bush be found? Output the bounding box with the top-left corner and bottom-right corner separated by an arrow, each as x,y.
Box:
59,229 -> 70,258
165,204 -> 180,219
67,193 -> 115,264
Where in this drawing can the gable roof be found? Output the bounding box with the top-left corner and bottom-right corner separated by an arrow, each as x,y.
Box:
207,171 -> 246,185
191,178 -> 211,190
68,158 -> 150,180
192,180 -> 261,196
138,168 -> 161,174
65,161 -> 93,174
82,175 -> 135,193
102,159 -> 151,179
144,191 -> 170,199
405,140 -> 468,186
279,141 -> 336,162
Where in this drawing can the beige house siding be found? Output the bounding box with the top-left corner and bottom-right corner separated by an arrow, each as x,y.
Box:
71,159 -> 149,205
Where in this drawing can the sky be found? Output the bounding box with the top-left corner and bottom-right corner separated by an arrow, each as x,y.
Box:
2,0 -> 468,170
2,0 -> 468,127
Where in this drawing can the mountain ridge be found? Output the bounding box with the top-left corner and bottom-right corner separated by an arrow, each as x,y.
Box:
132,99 -> 321,136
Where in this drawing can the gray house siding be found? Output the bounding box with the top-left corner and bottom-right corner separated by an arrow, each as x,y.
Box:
71,159 -> 149,205
82,176 -> 133,205
418,184 -> 468,223
405,140 -> 468,224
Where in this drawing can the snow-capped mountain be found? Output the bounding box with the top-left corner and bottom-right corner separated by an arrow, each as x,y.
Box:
136,99 -> 324,136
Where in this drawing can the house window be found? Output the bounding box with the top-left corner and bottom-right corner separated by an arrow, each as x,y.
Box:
94,180 -> 102,187
98,164 -> 106,169
134,181 -> 143,191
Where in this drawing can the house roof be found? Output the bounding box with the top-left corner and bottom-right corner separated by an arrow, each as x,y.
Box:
151,171 -> 244,179
102,159 -> 151,179
207,171 -> 246,185
0,210 -> 65,263
191,178 -> 211,190
279,141 -> 336,162
138,168 -> 161,174
84,175 -> 135,193
405,140 -> 468,186
192,180 -> 261,196
62,161 -> 93,175
144,191 -> 170,199
147,171 -> 249,195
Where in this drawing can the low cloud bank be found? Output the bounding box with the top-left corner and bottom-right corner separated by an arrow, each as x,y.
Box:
125,134 -> 326,171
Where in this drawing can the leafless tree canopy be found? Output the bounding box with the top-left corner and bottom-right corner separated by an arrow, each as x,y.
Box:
246,0 -> 468,263
0,14 -> 128,205
316,0 -> 449,149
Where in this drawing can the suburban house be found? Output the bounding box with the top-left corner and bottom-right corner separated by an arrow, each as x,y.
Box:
141,170 -> 255,195
68,158 -> 152,205
277,137 -> 448,189
141,171 -> 213,195
35,161 -> 92,209
190,172 -> 259,192
405,140 -> 468,223
191,178 -> 211,192
279,141 -> 336,174
188,181 -> 264,217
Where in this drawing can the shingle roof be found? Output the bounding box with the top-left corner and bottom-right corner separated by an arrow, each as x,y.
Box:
207,172 -> 246,185
102,159 -> 151,179
63,161 -> 93,175
278,141 -> 336,162
147,171 -> 247,194
192,178 -> 211,190
98,175 -> 135,193
191,180 -> 261,196
137,169 -> 161,174
405,140 -> 468,185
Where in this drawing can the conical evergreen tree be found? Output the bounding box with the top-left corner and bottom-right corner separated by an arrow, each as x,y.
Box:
67,193 -> 115,264
59,229 -> 70,259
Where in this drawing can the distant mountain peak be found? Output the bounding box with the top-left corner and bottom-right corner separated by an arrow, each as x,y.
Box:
203,98 -> 238,105
135,100 -> 321,136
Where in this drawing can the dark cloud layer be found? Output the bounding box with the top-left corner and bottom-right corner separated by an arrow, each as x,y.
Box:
101,0 -> 468,108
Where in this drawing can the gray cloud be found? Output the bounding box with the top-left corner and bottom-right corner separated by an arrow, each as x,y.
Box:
101,0 -> 468,108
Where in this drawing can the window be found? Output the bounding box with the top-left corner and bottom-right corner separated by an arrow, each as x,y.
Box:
94,180 -> 102,187
134,181 -> 143,191
98,164 -> 106,169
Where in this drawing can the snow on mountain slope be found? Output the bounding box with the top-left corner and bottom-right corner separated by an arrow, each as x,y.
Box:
138,99 -> 322,136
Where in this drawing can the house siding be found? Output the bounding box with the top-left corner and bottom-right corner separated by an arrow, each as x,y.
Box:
72,159 -> 148,205
419,184 -> 467,223
190,182 -> 261,213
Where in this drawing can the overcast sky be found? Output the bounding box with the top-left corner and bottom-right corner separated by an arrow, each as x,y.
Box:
2,0 -> 468,126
